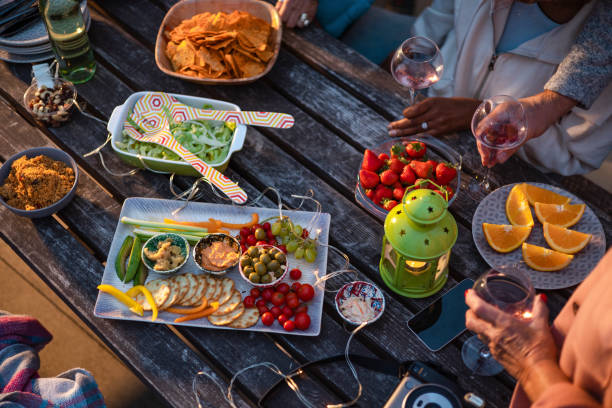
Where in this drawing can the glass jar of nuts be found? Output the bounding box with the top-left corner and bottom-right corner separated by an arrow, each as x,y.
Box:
23,78 -> 76,127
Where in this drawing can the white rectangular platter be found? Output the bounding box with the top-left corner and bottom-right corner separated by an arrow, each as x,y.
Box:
94,197 -> 331,336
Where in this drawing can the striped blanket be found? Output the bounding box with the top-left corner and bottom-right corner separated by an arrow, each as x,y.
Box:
0,311 -> 105,407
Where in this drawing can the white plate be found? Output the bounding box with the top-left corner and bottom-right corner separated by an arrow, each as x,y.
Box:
94,197 -> 331,336
0,0 -> 87,47
472,183 -> 606,290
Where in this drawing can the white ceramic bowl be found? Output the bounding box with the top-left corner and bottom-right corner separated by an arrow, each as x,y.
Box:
238,244 -> 288,288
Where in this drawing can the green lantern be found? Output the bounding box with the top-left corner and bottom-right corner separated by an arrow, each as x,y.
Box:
379,188 -> 458,298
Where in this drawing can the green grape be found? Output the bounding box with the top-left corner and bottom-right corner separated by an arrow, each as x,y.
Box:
295,247 -> 305,259
305,248 -> 317,263
271,222 -> 282,236
279,227 -> 289,237
286,240 -> 298,253
293,224 -> 303,237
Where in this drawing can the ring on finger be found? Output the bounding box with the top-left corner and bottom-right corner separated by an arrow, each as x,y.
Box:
421,121 -> 428,130
299,12 -> 310,26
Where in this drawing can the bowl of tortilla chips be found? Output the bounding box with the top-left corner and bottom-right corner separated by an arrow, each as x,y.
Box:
156,0 -> 281,84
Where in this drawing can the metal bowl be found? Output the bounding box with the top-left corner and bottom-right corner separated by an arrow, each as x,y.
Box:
193,233 -> 241,276
141,233 -> 189,275
335,281 -> 385,325
0,147 -> 79,218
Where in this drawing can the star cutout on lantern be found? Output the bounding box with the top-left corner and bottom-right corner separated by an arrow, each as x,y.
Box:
424,239 -> 430,246
400,229 -> 406,236
396,210 -> 402,215
428,206 -> 434,213
443,227 -> 449,234
430,191 -> 436,196
411,196 -> 417,201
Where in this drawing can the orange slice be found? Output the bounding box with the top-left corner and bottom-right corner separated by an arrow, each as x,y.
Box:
543,223 -> 592,254
522,243 -> 573,272
523,184 -> 571,206
483,223 -> 532,253
534,203 -> 585,228
506,184 -> 534,227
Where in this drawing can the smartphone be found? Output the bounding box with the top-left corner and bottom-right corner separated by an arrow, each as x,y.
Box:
408,279 -> 474,352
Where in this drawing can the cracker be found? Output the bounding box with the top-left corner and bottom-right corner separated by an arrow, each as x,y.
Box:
209,277 -> 223,301
178,273 -> 199,306
212,289 -> 241,316
208,302 -> 244,326
203,275 -> 217,301
227,307 -> 259,329
184,274 -> 208,306
136,279 -> 170,310
172,274 -> 191,304
159,278 -> 180,310
215,277 -> 235,306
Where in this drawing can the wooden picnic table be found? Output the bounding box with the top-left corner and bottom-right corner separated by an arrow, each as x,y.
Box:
0,1 -> 610,407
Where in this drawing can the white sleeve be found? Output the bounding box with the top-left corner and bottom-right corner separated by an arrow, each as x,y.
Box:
410,0 -> 456,45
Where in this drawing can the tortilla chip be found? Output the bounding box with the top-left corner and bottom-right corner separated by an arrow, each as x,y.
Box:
233,52 -> 265,78
170,40 -> 196,71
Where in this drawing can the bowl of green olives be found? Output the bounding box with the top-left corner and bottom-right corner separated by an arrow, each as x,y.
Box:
239,244 -> 288,288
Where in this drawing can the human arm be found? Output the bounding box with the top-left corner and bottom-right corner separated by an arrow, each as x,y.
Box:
545,0 -> 612,109
465,291 -> 602,406
388,97 -> 481,137
276,0 -> 318,28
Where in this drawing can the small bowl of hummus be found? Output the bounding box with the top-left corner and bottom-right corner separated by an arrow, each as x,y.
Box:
141,233 -> 189,274
335,281 -> 385,325
194,233 -> 241,275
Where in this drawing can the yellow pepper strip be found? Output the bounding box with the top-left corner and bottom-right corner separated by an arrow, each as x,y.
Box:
174,302 -> 219,323
97,284 -> 143,316
126,285 -> 158,322
165,298 -> 208,315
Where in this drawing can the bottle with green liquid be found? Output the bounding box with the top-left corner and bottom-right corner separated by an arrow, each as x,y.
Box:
39,0 -> 96,84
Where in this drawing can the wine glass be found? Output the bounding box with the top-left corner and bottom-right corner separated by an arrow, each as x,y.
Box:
391,36 -> 444,106
462,265 -> 535,376
471,95 -> 527,191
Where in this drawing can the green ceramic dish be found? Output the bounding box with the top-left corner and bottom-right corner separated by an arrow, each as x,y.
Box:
141,233 -> 189,274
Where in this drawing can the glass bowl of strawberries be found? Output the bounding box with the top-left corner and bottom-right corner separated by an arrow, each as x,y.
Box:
355,136 -> 461,220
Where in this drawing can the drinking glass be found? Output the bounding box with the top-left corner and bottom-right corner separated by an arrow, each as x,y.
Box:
471,95 -> 527,191
462,265 -> 535,376
391,36 -> 444,106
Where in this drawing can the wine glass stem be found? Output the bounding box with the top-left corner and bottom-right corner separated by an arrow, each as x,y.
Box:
409,87 -> 416,106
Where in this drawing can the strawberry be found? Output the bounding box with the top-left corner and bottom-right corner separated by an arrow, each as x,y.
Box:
380,169 -> 399,186
389,158 -> 404,174
400,165 -> 416,185
426,159 -> 438,170
435,185 -> 454,201
378,153 -> 389,161
393,181 -> 402,189
415,178 -> 436,189
390,144 -> 405,159
409,160 -> 433,179
435,162 -> 457,185
405,141 -> 426,158
374,184 -> 393,204
393,186 -> 405,201
365,189 -> 375,200
359,169 -> 379,189
362,149 -> 383,172
382,199 -> 398,211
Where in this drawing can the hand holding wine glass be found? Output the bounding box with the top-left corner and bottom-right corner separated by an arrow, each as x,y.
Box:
465,289 -> 556,382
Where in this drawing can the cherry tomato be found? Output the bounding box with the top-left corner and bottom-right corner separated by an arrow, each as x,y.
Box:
294,312 -> 311,330
240,227 -> 250,238
270,292 -> 285,307
255,299 -> 266,308
286,291 -> 298,302
268,239 -> 277,246
289,268 -> 302,280
277,244 -> 287,253
295,304 -> 308,314
281,306 -> 294,317
253,224 -> 263,231
297,284 -> 315,302
243,296 -> 255,308
261,312 -> 275,326
250,288 -> 261,299
256,240 -> 268,246
262,288 -> 274,301
291,282 -> 302,292
283,320 -> 296,332
301,229 -> 309,239
246,235 -> 257,246
276,283 -> 290,294
266,230 -> 275,240
278,314 -> 289,325
258,306 -> 269,315
270,306 -> 282,318
286,295 -> 300,310
263,222 -> 271,231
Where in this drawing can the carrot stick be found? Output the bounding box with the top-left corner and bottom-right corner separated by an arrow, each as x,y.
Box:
218,213 -> 259,229
165,213 -> 259,231
163,218 -> 216,229
173,303 -> 219,322
165,298 -> 208,315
